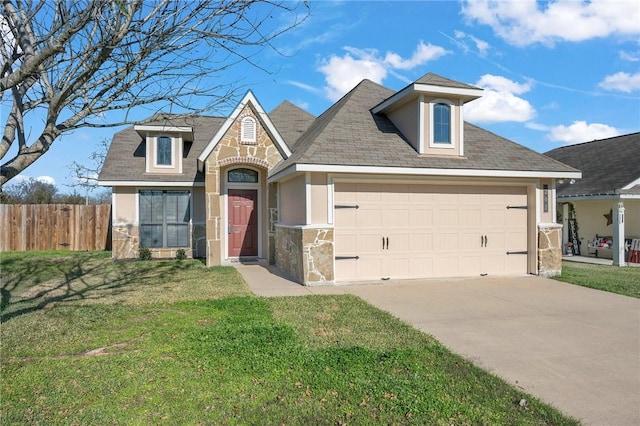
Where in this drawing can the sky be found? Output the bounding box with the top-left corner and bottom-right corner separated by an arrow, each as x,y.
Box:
5,0 -> 640,194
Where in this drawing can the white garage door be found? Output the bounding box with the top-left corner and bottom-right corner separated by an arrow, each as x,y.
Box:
334,183 -> 528,282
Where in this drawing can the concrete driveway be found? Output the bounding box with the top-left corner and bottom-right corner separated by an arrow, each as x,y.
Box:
236,265 -> 640,426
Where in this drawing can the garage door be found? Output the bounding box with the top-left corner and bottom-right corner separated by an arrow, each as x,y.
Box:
334,183 -> 528,281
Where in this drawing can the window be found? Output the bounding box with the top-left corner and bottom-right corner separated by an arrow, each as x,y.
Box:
240,116 -> 256,143
140,190 -> 190,248
228,168 -> 258,183
433,103 -> 451,144
156,136 -> 172,166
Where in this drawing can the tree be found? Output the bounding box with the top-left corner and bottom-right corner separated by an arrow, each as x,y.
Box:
1,0 -> 307,185
2,177 -> 57,204
67,138 -> 111,204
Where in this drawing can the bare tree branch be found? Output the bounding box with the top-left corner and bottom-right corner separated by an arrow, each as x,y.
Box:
1,0 -> 308,185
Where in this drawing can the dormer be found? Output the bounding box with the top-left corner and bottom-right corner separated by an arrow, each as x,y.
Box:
134,124 -> 194,174
372,73 -> 483,157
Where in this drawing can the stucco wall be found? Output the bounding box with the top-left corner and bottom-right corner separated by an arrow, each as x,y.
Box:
279,174 -> 306,225
310,172 -> 328,224
387,100 -> 419,151
113,186 -> 137,224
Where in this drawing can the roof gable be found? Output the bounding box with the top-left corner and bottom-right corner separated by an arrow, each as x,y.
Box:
197,91 -> 292,169
545,132 -> 640,197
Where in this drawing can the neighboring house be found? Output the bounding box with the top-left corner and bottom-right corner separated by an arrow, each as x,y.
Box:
545,133 -> 640,265
99,73 -> 580,284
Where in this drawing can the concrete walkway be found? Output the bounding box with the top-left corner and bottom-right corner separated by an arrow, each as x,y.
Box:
235,264 -> 640,426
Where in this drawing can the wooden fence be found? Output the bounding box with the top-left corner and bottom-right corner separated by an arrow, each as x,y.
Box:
0,204 -> 111,252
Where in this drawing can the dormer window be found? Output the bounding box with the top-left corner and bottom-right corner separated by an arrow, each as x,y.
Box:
429,100 -> 455,149
433,103 -> 451,144
241,116 -> 256,143
156,136 -> 173,166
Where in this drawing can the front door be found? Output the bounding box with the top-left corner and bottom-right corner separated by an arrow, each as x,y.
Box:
228,189 -> 258,257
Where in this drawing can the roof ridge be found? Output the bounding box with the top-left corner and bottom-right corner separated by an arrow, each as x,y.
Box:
546,131 -> 640,153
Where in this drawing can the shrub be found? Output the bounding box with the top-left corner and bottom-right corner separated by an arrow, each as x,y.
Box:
139,246 -> 152,261
176,248 -> 187,260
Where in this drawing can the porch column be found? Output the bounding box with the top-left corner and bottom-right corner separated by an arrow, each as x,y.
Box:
562,203 -> 569,247
613,201 -> 626,266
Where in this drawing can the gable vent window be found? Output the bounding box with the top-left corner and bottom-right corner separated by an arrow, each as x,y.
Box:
241,116 -> 257,143
433,103 -> 451,144
156,136 -> 172,166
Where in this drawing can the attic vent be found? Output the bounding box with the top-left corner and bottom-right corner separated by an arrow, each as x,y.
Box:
241,116 -> 256,143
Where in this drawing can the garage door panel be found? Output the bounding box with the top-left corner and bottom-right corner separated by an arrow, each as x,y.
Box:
334,183 -> 529,281
409,233 -> 433,251
410,209 -> 434,227
383,208 -> 409,228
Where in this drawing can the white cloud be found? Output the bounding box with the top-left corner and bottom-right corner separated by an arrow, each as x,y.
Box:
547,121 -> 620,144
598,72 -> 640,93
464,74 -> 536,123
319,48 -> 388,101
36,176 -> 56,185
525,122 -> 550,131
453,30 -> 491,56
461,0 -> 640,47
286,80 -> 323,95
476,74 -> 531,94
8,175 -> 56,186
619,50 -> 640,62
383,42 -> 448,70
318,42 -> 448,101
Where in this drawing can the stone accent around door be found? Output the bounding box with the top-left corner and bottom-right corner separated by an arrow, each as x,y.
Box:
538,223 -> 562,277
275,224 -> 334,285
203,104 -> 285,266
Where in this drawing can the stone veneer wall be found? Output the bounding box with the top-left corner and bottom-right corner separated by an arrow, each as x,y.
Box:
112,223 -> 201,260
112,225 -> 139,259
275,225 -> 334,285
538,223 -> 562,277
204,104 -> 285,266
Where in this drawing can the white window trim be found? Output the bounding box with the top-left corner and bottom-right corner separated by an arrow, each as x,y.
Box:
429,99 -> 456,149
240,116 -> 257,143
154,135 -> 175,168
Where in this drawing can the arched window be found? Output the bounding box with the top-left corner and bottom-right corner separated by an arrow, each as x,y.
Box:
240,116 -> 256,143
228,168 -> 259,183
433,103 -> 450,144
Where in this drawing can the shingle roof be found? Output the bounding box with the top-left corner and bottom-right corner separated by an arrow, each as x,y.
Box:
415,72 -> 480,90
99,115 -> 225,183
268,101 -> 315,148
545,133 -> 640,197
270,79 -> 577,176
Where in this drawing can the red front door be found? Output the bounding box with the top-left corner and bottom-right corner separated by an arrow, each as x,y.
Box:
228,189 -> 258,257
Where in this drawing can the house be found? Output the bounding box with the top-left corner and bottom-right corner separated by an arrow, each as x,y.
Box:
98,73 -> 580,284
545,133 -> 640,265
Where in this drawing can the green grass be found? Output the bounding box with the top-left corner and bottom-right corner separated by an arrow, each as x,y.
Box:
2,251 -> 578,425
557,261 -> 640,298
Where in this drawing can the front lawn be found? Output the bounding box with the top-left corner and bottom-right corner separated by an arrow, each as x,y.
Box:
557,261 -> 640,298
1,251 -> 577,425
